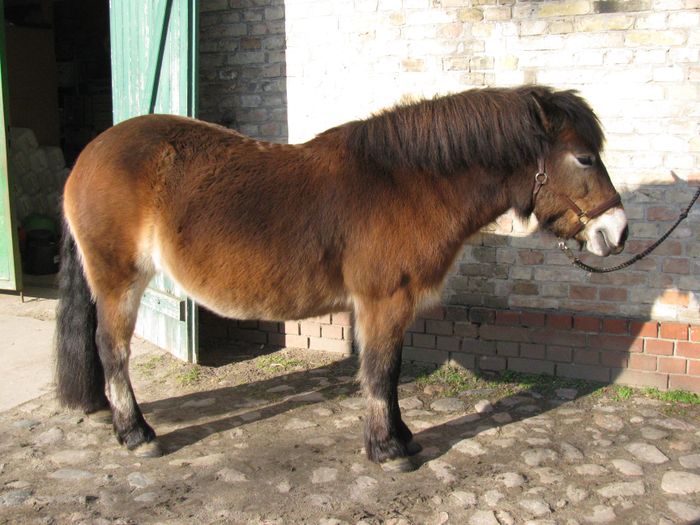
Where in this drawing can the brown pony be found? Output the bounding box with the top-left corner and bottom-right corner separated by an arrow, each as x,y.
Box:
55,85 -> 628,472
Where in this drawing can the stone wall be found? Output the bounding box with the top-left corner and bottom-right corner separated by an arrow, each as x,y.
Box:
199,0 -> 288,142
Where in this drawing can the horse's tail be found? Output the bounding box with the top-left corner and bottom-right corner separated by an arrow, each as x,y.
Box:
55,213 -> 106,412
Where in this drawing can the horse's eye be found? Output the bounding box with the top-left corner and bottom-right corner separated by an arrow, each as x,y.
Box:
576,155 -> 594,167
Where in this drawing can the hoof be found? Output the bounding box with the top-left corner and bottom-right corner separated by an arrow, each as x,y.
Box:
406,440 -> 422,456
133,440 -> 163,458
380,456 -> 416,473
86,409 -> 112,426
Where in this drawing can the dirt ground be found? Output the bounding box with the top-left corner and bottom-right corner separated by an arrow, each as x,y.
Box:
1,334 -> 700,525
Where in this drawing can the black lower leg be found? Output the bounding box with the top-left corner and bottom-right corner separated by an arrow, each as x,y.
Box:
361,342 -> 412,463
97,330 -> 155,449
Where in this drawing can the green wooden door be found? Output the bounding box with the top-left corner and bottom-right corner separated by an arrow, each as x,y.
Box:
110,0 -> 198,362
0,4 -> 20,292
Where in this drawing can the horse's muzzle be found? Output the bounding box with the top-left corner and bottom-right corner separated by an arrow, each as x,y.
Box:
584,207 -> 628,257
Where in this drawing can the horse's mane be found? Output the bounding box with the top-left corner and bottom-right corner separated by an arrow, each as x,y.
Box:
339,86 -> 605,175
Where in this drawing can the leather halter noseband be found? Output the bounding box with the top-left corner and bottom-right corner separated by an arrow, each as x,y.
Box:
532,158 -> 622,239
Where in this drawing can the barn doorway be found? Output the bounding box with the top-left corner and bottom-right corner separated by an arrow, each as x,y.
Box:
4,0 -> 111,288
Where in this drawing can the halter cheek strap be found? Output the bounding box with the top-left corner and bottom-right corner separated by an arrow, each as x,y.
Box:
531,159 -> 623,239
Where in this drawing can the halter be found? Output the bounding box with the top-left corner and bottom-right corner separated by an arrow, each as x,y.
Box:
531,158 -> 622,239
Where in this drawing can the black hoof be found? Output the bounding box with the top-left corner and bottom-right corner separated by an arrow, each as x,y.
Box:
406,440 -> 422,456
117,421 -> 156,450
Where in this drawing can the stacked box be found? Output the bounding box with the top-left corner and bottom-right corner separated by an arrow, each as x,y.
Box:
8,127 -> 68,223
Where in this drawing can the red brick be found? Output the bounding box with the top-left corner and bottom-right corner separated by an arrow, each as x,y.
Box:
645,339 -> 674,356
403,347 -> 448,365
509,357 -> 554,376
547,345 -> 572,362
603,319 -> 628,334
548,314 -> 572,330
570,285 -> 597,300
496,341 -> 519,357
413,333 -> 436,349
660,322 -> 689,340
421,306 -> 445,320
268,333 -> 287,347
283,321 -> 301,335
557,363 -> 610,383
629,354 -> 658,372
662,258 -> 690,274
574,349 -> 599,365
611,369 -> 668,389
283,334 -> 309,349
321,324 -> 344,340
426,320 -> 454,336
480,325 -> 530,343
309,337 -> 352,354
454,322 -> 478,337
445,306 -> 469,321
589,334 -> 644,352
449,353 -> 475,370
658,357 -> 687,374
461,339 -> 496,355
532,329 -> 587,347
599,287 -> 628,302
231,329 -> 268,344
259,321 -> 280,333
436,336 -> 460,352
521,343 -> 545,360
677,342 -> 700,359
574,316 -> 600,332
647,206 -> 676,221
521,312 -> 545,327
469,307 -> 495,324
496,310 -> 520,326
688,360 -> 700,376
310,314 -> 332,324
332,312 -> 352,325
668,375 -> 700,393
518,249 -> 544,265
601,350 -> 628,368
479,356 -> 506,371
691,326 -> 700,342
658,291 -> 690,307
300,321 -> 322,337
630,321 -> 658,338
409,318 -> 425,333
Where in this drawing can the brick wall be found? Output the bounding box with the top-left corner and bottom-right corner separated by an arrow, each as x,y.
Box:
197,0 -> 700,391
199,0 -> 288,142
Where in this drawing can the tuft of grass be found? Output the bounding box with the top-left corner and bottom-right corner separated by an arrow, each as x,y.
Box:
415,365 -> 479,396
642,387 -> 700,405
256,354 -> 305,372
177,365 -> 202,386
613,385 -> 635,401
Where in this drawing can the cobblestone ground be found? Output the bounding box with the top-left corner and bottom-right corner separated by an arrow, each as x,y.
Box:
1,342 -> 699,525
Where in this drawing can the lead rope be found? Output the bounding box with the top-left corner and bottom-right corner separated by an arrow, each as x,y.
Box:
559,185 -> 700,273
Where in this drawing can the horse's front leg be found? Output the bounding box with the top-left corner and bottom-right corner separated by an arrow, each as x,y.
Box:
355,293 -> 418,472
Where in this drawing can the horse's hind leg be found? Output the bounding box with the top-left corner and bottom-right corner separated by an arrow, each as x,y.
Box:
355,292 -> 418,472
94,276 -> 161,457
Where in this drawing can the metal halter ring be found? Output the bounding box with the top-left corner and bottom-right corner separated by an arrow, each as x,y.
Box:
534,171 -> 548,184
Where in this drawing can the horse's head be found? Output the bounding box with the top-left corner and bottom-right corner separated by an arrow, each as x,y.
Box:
526,88 -> 628,257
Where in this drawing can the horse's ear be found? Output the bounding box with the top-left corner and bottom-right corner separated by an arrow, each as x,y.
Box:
528,90 -> 551,136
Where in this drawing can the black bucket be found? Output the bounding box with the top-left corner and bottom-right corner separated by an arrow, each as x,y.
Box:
25,229 -> 59,275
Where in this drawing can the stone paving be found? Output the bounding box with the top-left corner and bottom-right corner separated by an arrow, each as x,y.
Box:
1,343 -> 699,525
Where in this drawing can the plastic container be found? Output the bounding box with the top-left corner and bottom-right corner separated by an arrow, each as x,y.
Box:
25,229 -> 59,275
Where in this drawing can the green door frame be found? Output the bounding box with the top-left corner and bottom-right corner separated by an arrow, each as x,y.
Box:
110,0 -> 199,362
0,0 -> 22,292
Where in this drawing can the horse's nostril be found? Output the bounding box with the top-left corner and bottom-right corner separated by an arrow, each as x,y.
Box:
620,225 -> 629,246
